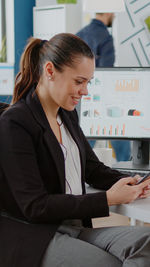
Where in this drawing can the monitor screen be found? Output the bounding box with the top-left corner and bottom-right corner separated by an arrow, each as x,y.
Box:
0,95 -> 12,103
0,64 -> 14,104
80,67 -> 150,140
79,67 -> 150,170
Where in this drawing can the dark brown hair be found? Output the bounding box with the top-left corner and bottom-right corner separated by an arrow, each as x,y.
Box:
12,33 -> 94,104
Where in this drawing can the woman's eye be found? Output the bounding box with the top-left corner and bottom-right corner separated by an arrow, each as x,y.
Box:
75,80 -> 83,85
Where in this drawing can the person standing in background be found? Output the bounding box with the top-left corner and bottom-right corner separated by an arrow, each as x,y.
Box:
77,13 -> 115,67
76,13 -> 131,162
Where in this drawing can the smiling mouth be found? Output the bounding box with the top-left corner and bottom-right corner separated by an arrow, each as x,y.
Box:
72,97 -> 81,103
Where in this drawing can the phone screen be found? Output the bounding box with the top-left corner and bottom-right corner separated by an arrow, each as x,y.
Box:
136,173 -> 150,184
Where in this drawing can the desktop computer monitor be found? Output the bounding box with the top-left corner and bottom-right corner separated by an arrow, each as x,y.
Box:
0,64 -> 14,104
0,95 -> 12,103
79,67 -> 150,171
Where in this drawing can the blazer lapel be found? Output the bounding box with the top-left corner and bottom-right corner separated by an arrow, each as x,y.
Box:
26,90 -> 66,192
43,129 -> 65,192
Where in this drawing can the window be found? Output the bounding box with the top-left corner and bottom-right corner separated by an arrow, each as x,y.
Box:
0,0 -> 14,63
0,0 -> 6,62
0,0 -> 14,103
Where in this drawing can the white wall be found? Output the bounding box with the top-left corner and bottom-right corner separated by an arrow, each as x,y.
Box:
36,0 -> 58,6
35,0 -> 83,34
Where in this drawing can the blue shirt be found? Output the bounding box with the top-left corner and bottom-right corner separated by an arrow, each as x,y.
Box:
76,19 -> 115,67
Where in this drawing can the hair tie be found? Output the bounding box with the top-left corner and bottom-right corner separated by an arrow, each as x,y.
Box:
39,39 -> 47,48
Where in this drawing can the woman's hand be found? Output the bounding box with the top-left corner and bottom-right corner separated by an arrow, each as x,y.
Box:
138,184 -> 150,199
106,176 -> 150,206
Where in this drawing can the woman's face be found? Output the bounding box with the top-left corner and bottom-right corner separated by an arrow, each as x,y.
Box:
47,56 -> 95,111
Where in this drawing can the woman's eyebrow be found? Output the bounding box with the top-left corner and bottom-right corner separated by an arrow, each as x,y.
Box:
76,76 -> 87,80
76,76 -> 94,80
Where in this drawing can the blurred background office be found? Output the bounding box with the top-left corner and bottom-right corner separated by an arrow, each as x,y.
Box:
76,9 -> 131,162
1,0 -> 150,162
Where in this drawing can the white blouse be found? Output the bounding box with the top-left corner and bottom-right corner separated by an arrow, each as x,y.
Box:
57,116 -> 82,195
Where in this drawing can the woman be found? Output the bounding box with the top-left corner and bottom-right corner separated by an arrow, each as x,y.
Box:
0,33 -> 150,267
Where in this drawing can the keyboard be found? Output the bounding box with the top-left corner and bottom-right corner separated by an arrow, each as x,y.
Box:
117,169 -> 149,177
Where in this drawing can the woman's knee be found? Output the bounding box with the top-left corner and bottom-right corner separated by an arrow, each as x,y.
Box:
41,231 -> 122,267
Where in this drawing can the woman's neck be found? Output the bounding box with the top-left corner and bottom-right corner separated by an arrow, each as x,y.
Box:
36,84 -> 59,121
36,85 -> 63,143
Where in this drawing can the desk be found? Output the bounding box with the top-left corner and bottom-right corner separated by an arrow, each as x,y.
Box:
110,198 -> 150,225
86,185 -> 150,225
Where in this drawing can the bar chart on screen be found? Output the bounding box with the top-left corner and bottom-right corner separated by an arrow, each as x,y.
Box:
80,68 -> 150,139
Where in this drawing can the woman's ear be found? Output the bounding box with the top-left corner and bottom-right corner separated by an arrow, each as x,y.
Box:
45,61 -> 54,80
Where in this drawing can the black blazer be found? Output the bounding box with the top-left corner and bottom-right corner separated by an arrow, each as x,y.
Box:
0,89 -> 123,267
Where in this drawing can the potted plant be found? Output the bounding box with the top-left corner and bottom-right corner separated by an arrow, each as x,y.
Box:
57,0 -> 77,3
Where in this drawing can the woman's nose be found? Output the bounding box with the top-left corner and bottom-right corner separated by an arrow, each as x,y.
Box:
79,86 -> 88,96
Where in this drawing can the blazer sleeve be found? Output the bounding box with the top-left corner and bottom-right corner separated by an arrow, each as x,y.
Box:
84,136 -> 125,190
71,109 -> 125,190
0,106 -> 110,224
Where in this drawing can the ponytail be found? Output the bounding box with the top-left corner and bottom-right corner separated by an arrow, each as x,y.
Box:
12,38 -> 42,104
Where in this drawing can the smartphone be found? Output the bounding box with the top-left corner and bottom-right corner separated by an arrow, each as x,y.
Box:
136,173 -> 150,184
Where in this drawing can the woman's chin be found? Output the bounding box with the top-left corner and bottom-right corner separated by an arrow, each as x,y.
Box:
62,105 -> 76,111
